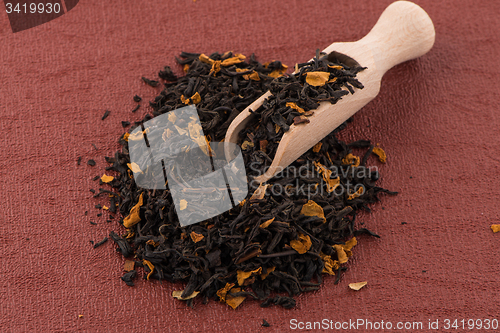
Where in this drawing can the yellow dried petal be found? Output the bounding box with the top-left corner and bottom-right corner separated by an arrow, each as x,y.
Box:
172,290 -> 200,300
174,125 -> 188,136
290,233 -> 312,254
162,128 -> 173,141
305,71 -> 330,86
199,54 -> 214,65
180,95 -> 189,105
168,112 -> 177,124
179,199 -> 188,210
208,60 -> 221,76
342,153 -> 360,167
191,92 -> 201,104
314,161 -> 340,193
491,225 -> 500,233
100,174 -> 114,183
123,193 -> 144,228
312,142 -> 322,153
260,267 -> 275,280
241,141 -> 254,150
328,65 -> 343,70
250,183 -> 270,201
320,252 -> 339,275
103,206 -> 109,210
217,283 -> 235,302
300,200 -> 325,222
237,267 -> 262,286
333,244 -> 348,264
123,260 -> 135,272
143,259 -> 154,280
190,231 -> 204,243
260,217 -> 275,229
347,187 -> 364,200
221,56 -> 244,67
183,64 -> 190,73
127,162 -> 143,174
373,146 -> 387,163
128,129 -> 148,141
226,287 -> 246,309
248,71 -> 260,81
123,133 -> 130,141
286,102 -> 305,113
349,281 -> 367,291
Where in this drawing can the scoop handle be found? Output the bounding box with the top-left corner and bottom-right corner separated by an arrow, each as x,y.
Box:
359,1 -> 435,75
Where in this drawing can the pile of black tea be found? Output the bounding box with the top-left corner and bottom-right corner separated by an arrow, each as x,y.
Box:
91,51 -> 396,309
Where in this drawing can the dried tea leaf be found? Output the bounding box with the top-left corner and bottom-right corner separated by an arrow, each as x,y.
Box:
123,193 -> 144,228
312,142 -> 322,153
237,267 -> 262,286
250,184 -> 270,201
127,162 -> 143,174
123,260 -> 135,272
260,217 -> 275,229
342,153 -> 360,167
319,252 -> 339,275
491,224 -> 500,233
348,187 -> 364,200
349,281 -> 367,291
226,287 -> 246,309
180,199 -> 188,210
190,231 -> 204,243
172,290 -> 200,300
286,102 -> 304,113
217,283 -> 235,302
373,146 -> 387,163
260,267 -> 275,280
300,200 -> 325,222
305,71 -> 330,86
290,233 -> 312,254
293,115 -> 310,125
100,174 -> 114,183
143,259 -> 154,280
259,140 -> 268,153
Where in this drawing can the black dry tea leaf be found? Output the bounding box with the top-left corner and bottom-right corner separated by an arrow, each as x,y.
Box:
93,237 -> 108,248
142,77 -> 159,87
133,95 -> 142,102
101,110 -> 111,120
87,159 -> 96,166
94,51 -> 396,309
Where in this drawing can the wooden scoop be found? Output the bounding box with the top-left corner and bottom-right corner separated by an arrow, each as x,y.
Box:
224,0 -> 435,183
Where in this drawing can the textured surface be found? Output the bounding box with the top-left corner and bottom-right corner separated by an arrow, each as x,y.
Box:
1,0 -> 499,332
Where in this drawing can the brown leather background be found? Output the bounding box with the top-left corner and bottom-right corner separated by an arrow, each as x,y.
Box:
1,0 -> 499,332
